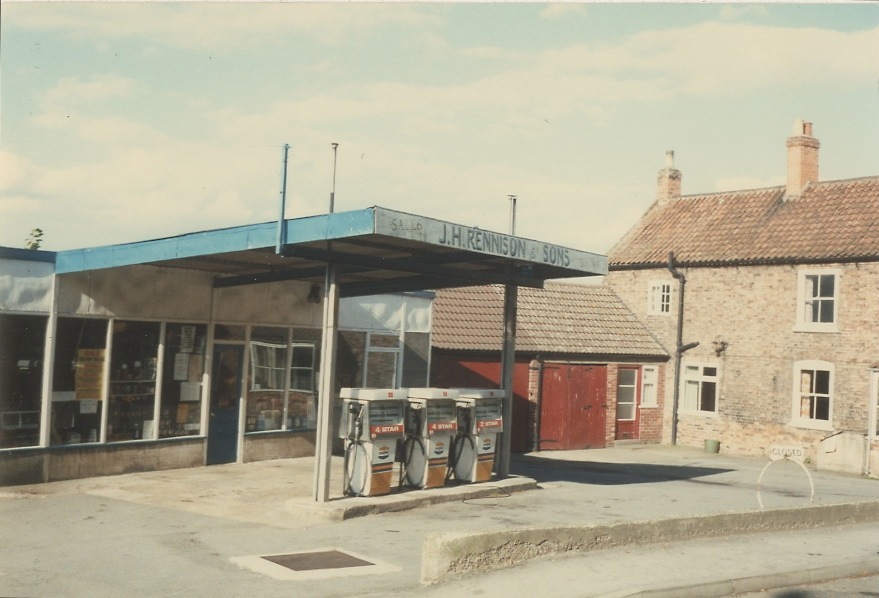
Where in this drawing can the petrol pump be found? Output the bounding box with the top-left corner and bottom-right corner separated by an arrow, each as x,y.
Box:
338,388 -> 407,497
401,388 -> 459,489
449,388 -> 505,483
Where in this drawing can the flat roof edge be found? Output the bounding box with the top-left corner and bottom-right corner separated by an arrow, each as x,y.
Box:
0,247 -> 57,263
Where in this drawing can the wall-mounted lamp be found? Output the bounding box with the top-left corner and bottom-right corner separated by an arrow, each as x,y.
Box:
307,284 -> 322,304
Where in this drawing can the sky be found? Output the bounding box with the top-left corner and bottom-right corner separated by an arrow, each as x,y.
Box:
2,2 -> 878,257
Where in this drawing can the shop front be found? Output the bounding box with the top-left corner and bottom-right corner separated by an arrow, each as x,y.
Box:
1,250 -> 432,485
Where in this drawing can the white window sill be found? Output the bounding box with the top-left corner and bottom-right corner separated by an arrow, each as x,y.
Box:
678,410 -> 719,417
788,419 -> 834,432
793,324 -> 839,334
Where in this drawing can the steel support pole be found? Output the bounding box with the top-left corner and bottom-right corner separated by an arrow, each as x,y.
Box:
497,282 -> 517,477
313,263 -> 340,502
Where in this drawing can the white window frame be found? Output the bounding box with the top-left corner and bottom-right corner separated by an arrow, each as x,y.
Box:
249,341 -> 288,391
795,268 -> 840,333
362,332 -> 402,388
289,343 -> 315,393
647,281 -> 673,315
641,365 -> 659,408
680,362 -> 719,414
616,367 -> 639,421
790,360 -> 834,431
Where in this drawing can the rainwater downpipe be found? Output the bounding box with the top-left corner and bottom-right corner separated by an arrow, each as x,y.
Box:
533,357 -> 544,452
668,252 -> 699,446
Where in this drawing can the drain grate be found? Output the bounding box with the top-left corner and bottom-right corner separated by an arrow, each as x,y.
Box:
231,547 -> 401,581
262,550 -> 374,571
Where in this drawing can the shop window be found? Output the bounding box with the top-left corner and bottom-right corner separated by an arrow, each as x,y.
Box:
288,343 -> 316,430
791,360 -> 833,430
290,344 -> 315,392
640,365 -> 658,408
50,318 -> 108,445
795,269 -> 839,332
245,327 -> 288,433
214,324 -> 245,341
107,320 -> 161,441
681,364 -> 718,413
251,342 -> 288,391
289,328 -> 321,431
0,315 -> 47,448
159,323 -> 207,438
364,333 -> 400,388
616,368 -> 638,420
401,332 -> 430,388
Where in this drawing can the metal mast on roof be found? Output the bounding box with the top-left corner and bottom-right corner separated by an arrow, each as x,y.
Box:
276,143 -> 290,254
329,142 -> 339,213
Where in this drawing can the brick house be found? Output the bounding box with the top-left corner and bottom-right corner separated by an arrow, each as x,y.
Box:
607,120 -> 879,474
430,283 -> 667,452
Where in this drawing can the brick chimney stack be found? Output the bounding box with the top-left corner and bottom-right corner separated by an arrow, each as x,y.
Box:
786,119 -> 819,199
657,150 -> 682,204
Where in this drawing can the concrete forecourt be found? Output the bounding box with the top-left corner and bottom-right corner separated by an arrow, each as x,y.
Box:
2,445 -> 879,597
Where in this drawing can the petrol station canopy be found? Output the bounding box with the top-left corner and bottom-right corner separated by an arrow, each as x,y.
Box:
56,206 -> 607,294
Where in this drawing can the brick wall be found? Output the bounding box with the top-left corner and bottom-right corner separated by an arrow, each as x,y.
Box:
608,262 -> 879,457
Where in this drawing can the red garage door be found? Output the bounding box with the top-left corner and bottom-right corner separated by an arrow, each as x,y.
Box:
540,363 -> 607,450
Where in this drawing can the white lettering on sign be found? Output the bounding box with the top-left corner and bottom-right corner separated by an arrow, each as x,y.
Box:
767,445 -> 806,462
435,223 -> 572,267
428,421 -> 457,433
371,424 -> 404,437
477,418 -> 503,432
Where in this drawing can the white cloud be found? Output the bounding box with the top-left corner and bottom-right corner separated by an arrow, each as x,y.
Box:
42,75 -> 140,107
538,4 -> 588,20
719,5 -> 770,21
7,3 -> 441,50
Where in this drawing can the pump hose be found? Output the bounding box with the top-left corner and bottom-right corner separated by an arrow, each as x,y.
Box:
343,410 -> 367,496
446,433 -> 475,483
400,435 -> 426,488
343,440 -> 368,496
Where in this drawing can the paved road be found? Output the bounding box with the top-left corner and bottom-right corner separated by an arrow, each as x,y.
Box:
3,445 -> 879,597
734,574 -> 879,597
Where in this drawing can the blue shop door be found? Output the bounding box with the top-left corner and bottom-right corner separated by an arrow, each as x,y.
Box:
207,344 -> 243,465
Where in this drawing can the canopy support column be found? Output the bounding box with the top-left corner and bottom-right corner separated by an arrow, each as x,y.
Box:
313,264 -> 340,502
497,282 -> 517,478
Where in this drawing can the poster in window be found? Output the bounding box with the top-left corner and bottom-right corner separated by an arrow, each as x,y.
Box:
173,353 -> 190,381
75,349 -> 105,400
179,325 -> 196,353
180,381 -> 201,403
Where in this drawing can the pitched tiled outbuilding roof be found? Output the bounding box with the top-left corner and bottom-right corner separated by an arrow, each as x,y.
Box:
431,283 -> 667,357
609,176 -> 879,269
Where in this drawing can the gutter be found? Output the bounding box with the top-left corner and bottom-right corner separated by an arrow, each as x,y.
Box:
667,252 -> 699,446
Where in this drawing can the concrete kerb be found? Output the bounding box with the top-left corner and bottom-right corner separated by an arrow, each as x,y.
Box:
626,558 -> 879,598
286,475 -> 538,522
420,500 -> 879,584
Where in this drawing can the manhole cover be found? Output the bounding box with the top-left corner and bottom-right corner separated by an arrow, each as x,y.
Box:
263,550 -> 374,571
231,547 -> 401,581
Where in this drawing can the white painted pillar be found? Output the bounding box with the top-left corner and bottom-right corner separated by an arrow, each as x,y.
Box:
313,264 -> 340,502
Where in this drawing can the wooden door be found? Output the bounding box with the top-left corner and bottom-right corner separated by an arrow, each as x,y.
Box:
540,363 -> 607,450
615,367 -> 640,441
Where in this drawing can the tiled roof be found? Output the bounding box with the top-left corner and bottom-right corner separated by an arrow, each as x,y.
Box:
431,283 -> 667,357
609,176 -> 879,268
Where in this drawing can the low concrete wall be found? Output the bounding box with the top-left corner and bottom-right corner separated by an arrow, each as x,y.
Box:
1,438 -> 205,485
243,432 -> 315,463
421,501 -> 879,584
815,431 -> 866,475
